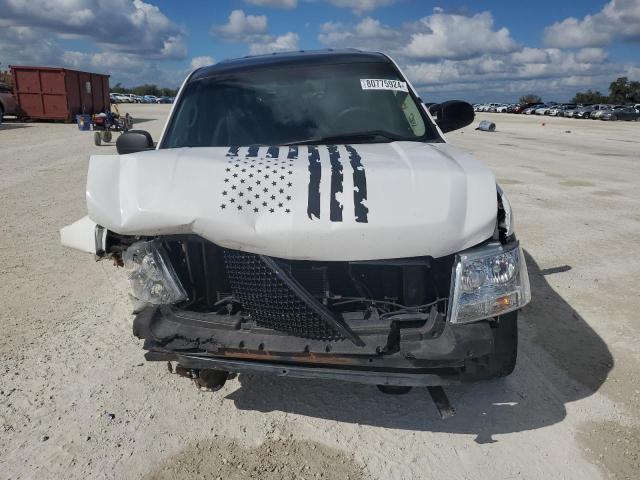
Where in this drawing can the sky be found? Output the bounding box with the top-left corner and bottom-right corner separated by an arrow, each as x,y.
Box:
1,0 -> 639,102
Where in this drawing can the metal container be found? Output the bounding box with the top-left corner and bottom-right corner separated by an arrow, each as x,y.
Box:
11,66 -> 110,121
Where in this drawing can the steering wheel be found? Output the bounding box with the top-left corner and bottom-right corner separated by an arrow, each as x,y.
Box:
335,106 -> 376,127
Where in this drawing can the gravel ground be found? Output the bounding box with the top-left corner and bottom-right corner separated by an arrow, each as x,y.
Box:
1,105 -> 639,479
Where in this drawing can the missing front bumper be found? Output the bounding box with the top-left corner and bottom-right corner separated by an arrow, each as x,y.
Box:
133,305 -> 496,385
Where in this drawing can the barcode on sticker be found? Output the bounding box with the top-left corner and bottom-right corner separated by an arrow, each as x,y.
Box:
360,79 -> 408,92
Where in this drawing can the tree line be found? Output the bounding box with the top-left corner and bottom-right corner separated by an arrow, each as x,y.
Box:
519,77 -> 640,105
109,83 -> 179,97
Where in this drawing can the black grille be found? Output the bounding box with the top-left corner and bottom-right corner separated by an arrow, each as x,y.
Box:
223,250 -> 344,340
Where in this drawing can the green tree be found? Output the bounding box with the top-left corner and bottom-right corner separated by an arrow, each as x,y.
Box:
608,77 -> 640,104
110,82 -> 126,93
609,77 -> 629,103
160,87 -> 178,97
131,84 -> 160,96
519,94 -> 542,104
572,89 -> 609,104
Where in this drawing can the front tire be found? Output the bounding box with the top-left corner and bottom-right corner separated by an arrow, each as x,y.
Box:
94,131 -> 102,146
0,105 -> 4,126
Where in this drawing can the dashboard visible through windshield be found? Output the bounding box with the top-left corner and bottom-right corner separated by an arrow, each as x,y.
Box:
161,61 -> 440,148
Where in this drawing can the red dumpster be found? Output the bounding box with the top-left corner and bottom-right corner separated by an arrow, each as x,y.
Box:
11,66 -> 110,121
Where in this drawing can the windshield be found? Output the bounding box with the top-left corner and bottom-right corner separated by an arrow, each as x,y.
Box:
161,62 -> 439,148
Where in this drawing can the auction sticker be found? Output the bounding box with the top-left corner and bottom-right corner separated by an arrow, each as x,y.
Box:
360,79 -> 408,92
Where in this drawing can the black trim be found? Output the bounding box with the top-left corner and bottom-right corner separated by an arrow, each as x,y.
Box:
328,145 -> 343,222
192,50 -> 389,80
306,145 -> 321,220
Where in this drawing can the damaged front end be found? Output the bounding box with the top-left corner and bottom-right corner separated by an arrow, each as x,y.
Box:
90,231 -> 527,391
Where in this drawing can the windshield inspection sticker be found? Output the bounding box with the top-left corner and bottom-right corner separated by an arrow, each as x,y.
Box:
360,79 -> 408,92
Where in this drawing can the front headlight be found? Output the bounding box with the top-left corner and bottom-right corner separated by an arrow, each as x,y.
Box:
448,242 -> 530,324
123,240 -> 187,305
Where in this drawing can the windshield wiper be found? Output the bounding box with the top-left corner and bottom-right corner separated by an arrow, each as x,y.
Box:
286,130 -> 409,146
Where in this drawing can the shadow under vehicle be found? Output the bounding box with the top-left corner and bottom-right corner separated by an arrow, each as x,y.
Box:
225,252 -> 612,442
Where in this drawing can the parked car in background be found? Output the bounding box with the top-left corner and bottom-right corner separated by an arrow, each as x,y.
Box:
547,104 -> 576,116
601,106 -> 640,121
156,96 -> 173,104
577,104 -> 613,119
512,103 -> 535,114
572,105 -> 595,118
563,106 -> 581,118
110,93 -> 131,103
0,82 -> 19,124
590,105 -> 614,119
143,95 -> 158,103
523,104 -> 543,114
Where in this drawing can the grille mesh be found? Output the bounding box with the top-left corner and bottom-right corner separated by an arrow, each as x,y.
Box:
223,250 -> 344,340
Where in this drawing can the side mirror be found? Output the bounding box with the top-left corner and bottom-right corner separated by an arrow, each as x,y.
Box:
428,100 -> 475,133
116,130 -> 154,155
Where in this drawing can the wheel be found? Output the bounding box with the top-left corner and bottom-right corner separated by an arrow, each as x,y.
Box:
0,105 -> 4,125
195,369 -> 229,392
462,311 -> 518,381
103,130 -> 112,142
611,115 -> 617,121
377,385 -> 412,395
94,131 -> 102,146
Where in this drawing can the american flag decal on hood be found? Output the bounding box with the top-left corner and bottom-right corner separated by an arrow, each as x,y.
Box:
221,146 -> 295,214
220,145 -> 369,223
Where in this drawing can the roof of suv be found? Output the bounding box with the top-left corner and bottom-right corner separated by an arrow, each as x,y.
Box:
190,49 -> 389,81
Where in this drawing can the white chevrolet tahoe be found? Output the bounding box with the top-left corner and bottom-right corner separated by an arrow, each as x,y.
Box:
61,50 -> 530,408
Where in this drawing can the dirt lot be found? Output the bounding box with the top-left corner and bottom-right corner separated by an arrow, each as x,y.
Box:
1,105 -> 639,479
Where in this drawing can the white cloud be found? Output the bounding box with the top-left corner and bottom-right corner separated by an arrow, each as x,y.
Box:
314,9 -> 633,100
319,10 -> 518,60
319,17 -> 399,50
0,24 -> 63,67
245,0 -> 297,9
58,49 -> 187,86
0,0 -> 187,59
544,0 -> 640,48
190,56 -> 215,70
249,32 -> 299,54
403,47 -> 616,101
212,9 -> 268,41
212,9 -> 298,55
403,11 -> 519,60
323,0 -> 398,15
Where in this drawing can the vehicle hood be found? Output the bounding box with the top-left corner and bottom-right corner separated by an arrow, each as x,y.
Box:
86,143 -> 497,261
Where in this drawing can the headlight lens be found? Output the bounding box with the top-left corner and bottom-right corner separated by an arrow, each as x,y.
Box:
448,242 -> 530,324
123,240 -> 187,305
